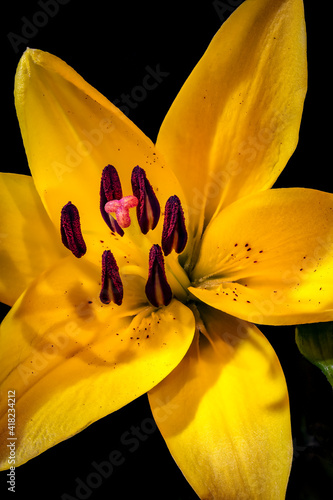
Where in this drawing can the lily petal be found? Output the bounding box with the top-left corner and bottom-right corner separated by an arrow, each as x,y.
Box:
14,49 -> 185,235
0,256 -> 195,468
0,173 -> 66,306
190,188 -> 333,325
156,0 -> 306,236
149,305 -> 292,500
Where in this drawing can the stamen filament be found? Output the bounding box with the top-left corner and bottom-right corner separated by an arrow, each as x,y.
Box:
165,254 -> 191,303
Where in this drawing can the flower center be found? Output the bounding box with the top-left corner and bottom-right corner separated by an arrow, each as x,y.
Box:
59,164 -> 189,307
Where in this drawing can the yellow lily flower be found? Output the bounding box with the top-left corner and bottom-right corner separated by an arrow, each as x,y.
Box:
1,0 -> 332,498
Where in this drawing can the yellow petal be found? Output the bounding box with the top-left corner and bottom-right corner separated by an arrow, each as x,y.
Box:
0,173 -> 66,306
0,256 -> 195,468
14,49 -> 186,235
149,305 -> 292,500
156,0 -> 306,236
190,188 -> 333,325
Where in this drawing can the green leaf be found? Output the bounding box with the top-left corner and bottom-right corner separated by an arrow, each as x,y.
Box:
295,322 -> 333,388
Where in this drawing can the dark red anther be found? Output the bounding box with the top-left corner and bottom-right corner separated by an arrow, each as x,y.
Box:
60,202 -> 87,258
99,250 -> 123,305
145,245 -> 172,307
162,195 -> 188,256
131,166 -> 160,234
100,165 -> 124,236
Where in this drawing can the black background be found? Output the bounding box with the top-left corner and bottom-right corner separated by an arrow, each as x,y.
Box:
1,0 -> 332,499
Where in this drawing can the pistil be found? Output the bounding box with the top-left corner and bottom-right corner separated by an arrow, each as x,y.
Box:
104,196 -> 138,228
60,201 -> 86,258
99,250 -> 123,305
131,166 -> 160,234
145,244 -> 172,307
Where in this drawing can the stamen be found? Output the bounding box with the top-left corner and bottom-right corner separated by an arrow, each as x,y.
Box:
104,195 -> 138,228
145,244 -> 172,307
100,165 -> 124,236
60,201 -> 87,258
162,195 -> 188,256
131,166 -> 160,234
99,250 -> 123,305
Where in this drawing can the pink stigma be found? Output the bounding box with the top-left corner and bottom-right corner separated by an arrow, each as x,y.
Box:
104,195 -> 138,228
